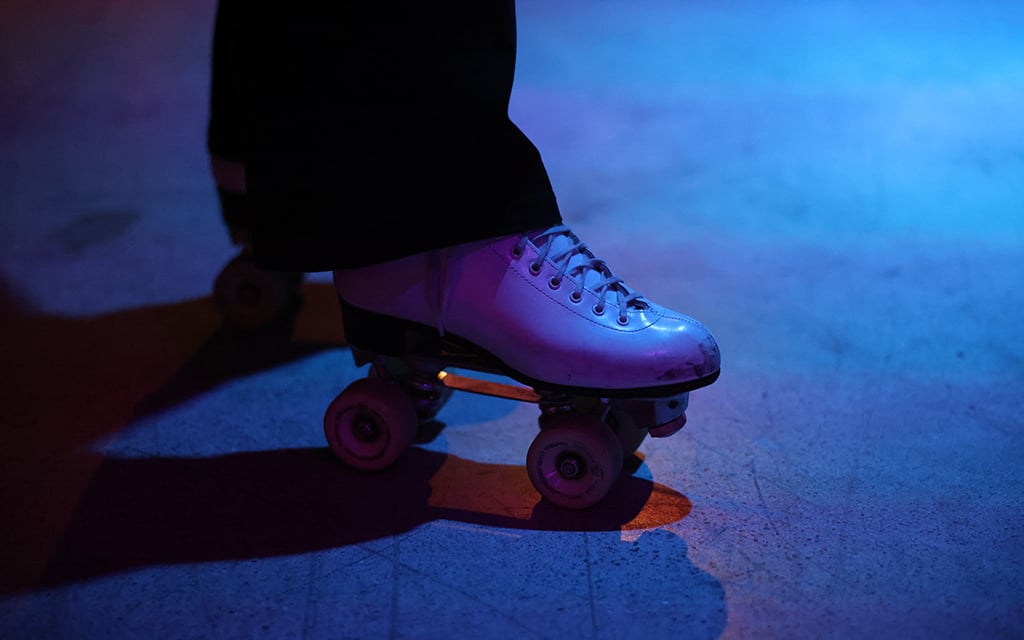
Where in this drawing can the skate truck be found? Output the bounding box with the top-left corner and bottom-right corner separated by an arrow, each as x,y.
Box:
321,300 -> 719,510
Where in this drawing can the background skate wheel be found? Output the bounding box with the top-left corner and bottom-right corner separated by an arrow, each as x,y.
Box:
213,254 -> 303,330
526,414 -> 624,509
323,377 -> 418,471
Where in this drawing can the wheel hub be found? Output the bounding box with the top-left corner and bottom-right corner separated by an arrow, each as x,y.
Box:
352,414 -> 382,443
238,281 -> 263,306
556,452 -> 586,479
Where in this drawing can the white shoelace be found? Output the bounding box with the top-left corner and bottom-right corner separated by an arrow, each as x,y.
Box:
516,225 -> 648,323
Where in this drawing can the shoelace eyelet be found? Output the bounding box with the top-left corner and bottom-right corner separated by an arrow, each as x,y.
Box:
528,262 -> 543,276
548,277 -> 561,290
592,304 -> 605,316
569,291 -> 583,303
511,246 -> 524,259
616,314 -> 630,326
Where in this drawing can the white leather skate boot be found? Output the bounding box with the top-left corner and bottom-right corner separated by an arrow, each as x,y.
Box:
333,225 -> 720,396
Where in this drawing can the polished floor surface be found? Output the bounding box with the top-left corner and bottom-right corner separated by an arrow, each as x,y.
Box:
1,1 -> 1022,638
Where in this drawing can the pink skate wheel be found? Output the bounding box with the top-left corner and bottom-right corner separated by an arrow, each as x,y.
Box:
526,413 -> 624,509
323,377 -> 418,471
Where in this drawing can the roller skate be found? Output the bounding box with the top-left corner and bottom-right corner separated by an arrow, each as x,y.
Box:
209,153 -> 305,332
206,1 -> 303,332
322,225 -> 720,509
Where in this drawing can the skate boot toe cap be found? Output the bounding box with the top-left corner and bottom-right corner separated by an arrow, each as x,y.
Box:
649,319 -> 721,389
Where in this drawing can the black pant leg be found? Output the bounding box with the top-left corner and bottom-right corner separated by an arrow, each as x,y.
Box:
230,2 -> 562,271
206,0 -> 248,238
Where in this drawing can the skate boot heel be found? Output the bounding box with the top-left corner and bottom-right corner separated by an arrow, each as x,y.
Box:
338,297 -> 444,357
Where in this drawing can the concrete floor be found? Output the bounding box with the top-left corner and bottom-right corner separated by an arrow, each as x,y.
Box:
1,0 -> 1022,638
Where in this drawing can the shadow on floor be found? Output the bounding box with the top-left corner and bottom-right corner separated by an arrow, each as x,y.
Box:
0,276 -> 344,593
0,276 -> 694,597
32,445 -> 692,592
1,276 -> 346,455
